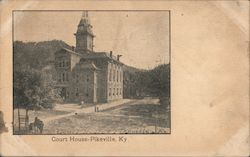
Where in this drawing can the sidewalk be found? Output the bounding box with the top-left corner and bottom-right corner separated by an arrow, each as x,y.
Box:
43,99 -> 133,123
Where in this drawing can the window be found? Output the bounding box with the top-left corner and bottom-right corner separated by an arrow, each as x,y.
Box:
117,70 -> 119,82
113,69 -> 115,81
76,74 -> 79,83
120,72 -> 122,82
62,61 -> 65,67
86,75 -> 89,82
109,69 -> 112,82
86,87 -> 89,97
62,73 -> 65,82
58,73 -> 61,82
66,72 -> 68,81
66,61 -> 70,67
109,88 -> 111,96
117,88 -> 119,95
120,88 -> 122,95
76,88 -> 79,97
113,88 -> 115,96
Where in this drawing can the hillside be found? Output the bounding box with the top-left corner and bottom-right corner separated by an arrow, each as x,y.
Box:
13,40 -> 71,70
13,40 -> 170,99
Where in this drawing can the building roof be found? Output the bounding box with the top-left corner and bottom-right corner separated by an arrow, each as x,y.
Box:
55,47 -> 82,56
81,51 -> 123,65
79,62 -> 99,70
56,47 -> 123,65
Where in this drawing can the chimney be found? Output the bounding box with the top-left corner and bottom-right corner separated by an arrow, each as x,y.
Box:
71,46 -> 75,51
110,51 -> 113,58
117,55 -> 122,61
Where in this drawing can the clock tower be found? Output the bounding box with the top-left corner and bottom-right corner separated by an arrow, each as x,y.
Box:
75,11 -> 95,54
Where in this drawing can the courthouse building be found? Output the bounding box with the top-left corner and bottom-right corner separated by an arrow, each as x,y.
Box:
54,12 -> 123,103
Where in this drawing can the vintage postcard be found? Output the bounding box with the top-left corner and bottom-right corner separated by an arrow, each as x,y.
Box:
0,0 -> 249,156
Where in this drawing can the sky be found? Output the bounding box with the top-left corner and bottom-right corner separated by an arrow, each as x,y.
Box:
14,11 -> 169,69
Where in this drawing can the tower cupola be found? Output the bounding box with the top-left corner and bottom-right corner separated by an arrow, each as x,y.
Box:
75,11 -> 95,54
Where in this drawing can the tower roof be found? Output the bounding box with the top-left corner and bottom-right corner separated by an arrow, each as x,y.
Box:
78,11 -> 91,26
76,11 -> 94,37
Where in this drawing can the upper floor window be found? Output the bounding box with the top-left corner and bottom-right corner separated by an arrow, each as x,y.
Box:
66,61 -> 70,67
113,69 -> 116,81
86,75 -> 89,82
120,71 -> 122,82
109,69 -> 112,82
117,70 -> 119,82
58,60 -> 70,68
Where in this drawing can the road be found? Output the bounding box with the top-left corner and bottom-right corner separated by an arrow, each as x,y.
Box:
42,98 -> 170,134
42,99 -> 134,123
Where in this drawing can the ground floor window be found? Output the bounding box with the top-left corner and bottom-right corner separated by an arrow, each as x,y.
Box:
109,88 -> 111,96
76,88 -> 79,97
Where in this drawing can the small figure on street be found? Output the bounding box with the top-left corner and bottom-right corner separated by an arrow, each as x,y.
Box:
80,100 -> 84,108
29,117 -> 44,134
95,105 -> 99,112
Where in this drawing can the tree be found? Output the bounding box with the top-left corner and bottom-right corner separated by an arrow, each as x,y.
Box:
14,68 -> 62,110
134,64 -> 170,97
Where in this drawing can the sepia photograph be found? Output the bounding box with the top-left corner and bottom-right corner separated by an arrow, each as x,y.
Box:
13,10 -> 170,134
0,0 -> 248,156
